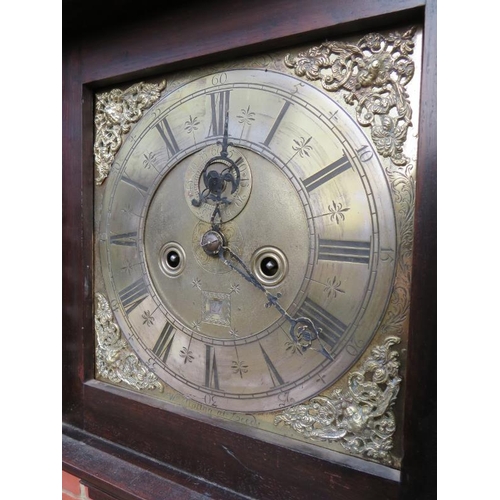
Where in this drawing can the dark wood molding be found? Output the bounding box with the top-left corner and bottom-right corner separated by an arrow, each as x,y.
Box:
78,381 -> 399,499
71,0 -> 425,87
63,424 -> 249,500
62,40 -> 85,427
62,1 -> 436,498
400,0 -> 437,498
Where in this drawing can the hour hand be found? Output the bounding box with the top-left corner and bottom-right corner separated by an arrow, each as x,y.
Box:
219,110 -> 231,158
190,111 -> 240,216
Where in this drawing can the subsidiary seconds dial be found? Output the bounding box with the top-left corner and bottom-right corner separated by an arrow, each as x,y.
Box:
99,69 -> 397,412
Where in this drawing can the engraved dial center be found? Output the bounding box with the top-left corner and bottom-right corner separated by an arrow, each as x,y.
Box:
144,147 -> 313,341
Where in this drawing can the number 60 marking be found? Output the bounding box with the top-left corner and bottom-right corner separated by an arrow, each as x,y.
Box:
212,73 -> 228,86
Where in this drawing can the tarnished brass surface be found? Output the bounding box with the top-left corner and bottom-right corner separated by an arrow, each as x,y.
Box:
285,28 -> 417,166
275,336 -> 401,465
94,292 -> 164,392
94,27 -> 422,467
94,80 -> 166,185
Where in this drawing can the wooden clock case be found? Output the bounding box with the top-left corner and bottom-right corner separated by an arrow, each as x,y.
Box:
62,1 -> 436,498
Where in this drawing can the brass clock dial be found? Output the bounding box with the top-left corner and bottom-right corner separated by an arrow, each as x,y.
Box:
98,67 -> 397,412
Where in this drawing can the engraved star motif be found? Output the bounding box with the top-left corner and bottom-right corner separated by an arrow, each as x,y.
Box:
184,115 -> 200,134
121,260 -> 135,275
292,136 -> 313,158
142,310 -> 155,327
231,360 -> 248,378
142,152 -> 158,169
237,106 -> 256,126
179,346 -> 194,363
328,200 -> 350,224
229,328 -> 239,339
324,276 -> 345,299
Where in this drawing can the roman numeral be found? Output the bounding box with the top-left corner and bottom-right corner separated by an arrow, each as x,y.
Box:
155,117 -> 180,156
109,231 -> 137,247
208,90 -> 231,137
152,322 -> 175,363
205,345 -> 220,390
263,100 -> 291,147
121,175 -> 149,194
118,277 -> 148,315
297,298 -> 347,350
301,152 -> 352,192
260,344 -> 285,387
318,239 -> 371,264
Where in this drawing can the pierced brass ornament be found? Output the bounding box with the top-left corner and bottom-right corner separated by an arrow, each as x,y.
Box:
274,336 -> 401,465
285,27 -> 416,165
94,80 -> 166,185
94,292 -> 163,392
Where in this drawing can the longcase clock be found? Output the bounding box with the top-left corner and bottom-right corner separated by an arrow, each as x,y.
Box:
63,1 -> 436,499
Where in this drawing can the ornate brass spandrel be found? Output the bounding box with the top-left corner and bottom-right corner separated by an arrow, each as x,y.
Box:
274,336 -> 401,466
94,80 -> 166,185
94,292 -> 164,392
285,27 -> 416,166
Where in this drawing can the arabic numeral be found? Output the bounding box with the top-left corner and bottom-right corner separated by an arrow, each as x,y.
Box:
204,394 -> 217,407
211,73 -> 228,86
345,337 -> 365,356
346,344 -> 359,356
356,145 -> 374,162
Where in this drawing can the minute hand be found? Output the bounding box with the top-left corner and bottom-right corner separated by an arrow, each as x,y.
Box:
218,245 -> 333,361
